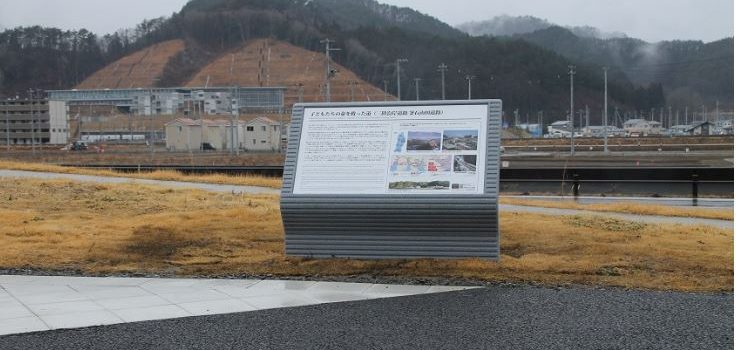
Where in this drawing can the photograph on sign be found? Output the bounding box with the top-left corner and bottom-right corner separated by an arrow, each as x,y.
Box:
293,104 -> 489,195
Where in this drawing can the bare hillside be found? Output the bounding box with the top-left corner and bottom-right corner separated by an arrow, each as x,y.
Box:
186,39 -> 391,104
76,40 -> 186,89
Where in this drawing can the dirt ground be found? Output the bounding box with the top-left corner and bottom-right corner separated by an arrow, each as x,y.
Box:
0,178 -> 731,292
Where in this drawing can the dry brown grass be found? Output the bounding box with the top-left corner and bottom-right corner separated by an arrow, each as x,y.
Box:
0,160 -> 282,189
500,197 -> 734,221
0,179 -> 732,292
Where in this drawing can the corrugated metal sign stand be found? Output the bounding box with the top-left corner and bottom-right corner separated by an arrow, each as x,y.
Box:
281,100 -> 501,259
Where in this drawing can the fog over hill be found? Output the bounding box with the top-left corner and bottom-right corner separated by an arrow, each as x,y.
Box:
457,15 -> 627,39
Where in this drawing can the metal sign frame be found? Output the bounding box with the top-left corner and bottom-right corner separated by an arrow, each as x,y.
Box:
280,100 -> 501,259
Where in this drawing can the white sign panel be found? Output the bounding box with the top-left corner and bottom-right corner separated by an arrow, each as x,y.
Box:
293,104 -> 489,195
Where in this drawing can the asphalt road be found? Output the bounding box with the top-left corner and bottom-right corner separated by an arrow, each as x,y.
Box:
0,285 -> 731,350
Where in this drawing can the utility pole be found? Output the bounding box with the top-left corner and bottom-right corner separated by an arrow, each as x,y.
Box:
149,89 -> 154,155
413,78 -> 421,101
320,38 -> 341,102
296,83 -> 304,103
4,101 -> 9,151
437,63 -> 448,100
568,65 -> 576,156
716,100 -> 720,122
28,89 -> 34,154
668,106 -> 672,129
659,107 -> 664,126
702,105 -> 706,122
685,106 -> 688,125
349,81 -> 356,102
395,58 -> 408,100
383,80 -> 388,101
603,67 -> 608,153
230,87 -> 237,155
465,75 -> 475,100
585,105 -> 589,128
539,110 -> 544,138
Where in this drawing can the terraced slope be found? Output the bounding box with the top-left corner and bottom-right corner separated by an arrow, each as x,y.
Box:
76,40 -> 186,89
186,39 -> 391,105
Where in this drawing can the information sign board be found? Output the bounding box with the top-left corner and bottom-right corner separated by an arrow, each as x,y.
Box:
281,100 -> 501,259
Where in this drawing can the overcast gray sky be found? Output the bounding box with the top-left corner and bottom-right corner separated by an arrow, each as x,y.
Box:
0,0 -> 732,42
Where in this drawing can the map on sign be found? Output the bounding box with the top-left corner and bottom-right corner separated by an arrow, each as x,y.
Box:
293,104 -> 489,195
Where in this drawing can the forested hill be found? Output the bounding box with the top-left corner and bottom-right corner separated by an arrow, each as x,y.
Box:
0,0 -> 689,123
517,27 -> 733,108
457,17 -> 733,108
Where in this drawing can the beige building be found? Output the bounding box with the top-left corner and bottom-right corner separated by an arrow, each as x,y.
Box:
165,118 -> 241,151
244,117 -> 281,152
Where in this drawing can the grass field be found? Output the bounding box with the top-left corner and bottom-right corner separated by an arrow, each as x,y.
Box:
500,198 -> 734,221
0,178 -> 731,292
0,160 -> 282,189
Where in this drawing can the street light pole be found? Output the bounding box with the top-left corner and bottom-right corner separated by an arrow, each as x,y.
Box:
414,78 -> 421,101
465,75 -> 475,100
4,102 -> 9,151
437,63 -> 448,100
603,67 -> 608,153
568,65 -> 576,156
395,58 -> 408,101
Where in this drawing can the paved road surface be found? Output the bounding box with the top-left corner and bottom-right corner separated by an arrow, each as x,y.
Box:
0,169 -> 279,195
502,204 -> 733,230
0,284 -> 731,350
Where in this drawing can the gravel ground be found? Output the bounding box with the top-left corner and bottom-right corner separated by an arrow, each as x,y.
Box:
0,285 -> 731,350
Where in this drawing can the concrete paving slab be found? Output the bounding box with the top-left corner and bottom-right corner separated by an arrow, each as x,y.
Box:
0,317 -> 49,336
0,304 -> 35,320
112,305 -> 191,323
94,295 -> 172,311
28,300 -> 105,316
178,299 -> 257,316
40,310 -> 123,330
240,294 -> 320,310
0,275 -> 476,336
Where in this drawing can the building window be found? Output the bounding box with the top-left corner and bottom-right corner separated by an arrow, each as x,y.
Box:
252,139 -> 256,145
261,126 -> 266,131
247,126 -> 254,131
261,140 -> 267,144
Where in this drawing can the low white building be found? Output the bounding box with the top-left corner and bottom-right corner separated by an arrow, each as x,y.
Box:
623,119 -> 662,136
165,118 -> 242,151
547,120 -> 572,138
244,117 -> 281,152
